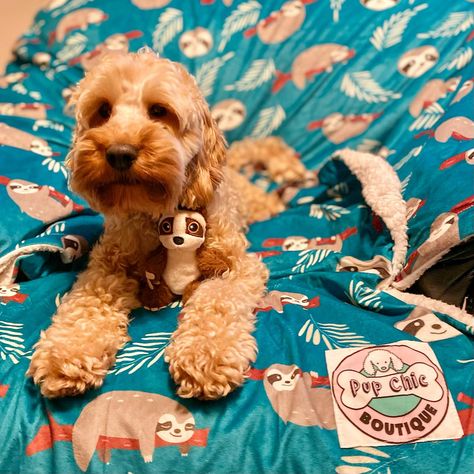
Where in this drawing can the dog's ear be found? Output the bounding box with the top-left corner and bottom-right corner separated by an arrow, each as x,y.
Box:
390,354 -> 404,372
65,80 -> 87,172
363,354 -> 376,375
180,102 -> 226,210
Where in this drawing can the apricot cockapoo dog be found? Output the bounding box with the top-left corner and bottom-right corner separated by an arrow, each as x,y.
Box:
27,50 -> 306,399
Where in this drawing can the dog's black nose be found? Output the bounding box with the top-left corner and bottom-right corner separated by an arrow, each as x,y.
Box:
106,144 -> 137,171
173,236 -> 184,245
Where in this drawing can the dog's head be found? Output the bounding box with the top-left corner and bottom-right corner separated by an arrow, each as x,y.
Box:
67,50 -> 226,217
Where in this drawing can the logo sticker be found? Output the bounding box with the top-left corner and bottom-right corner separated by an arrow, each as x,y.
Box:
326,341 -> 463,447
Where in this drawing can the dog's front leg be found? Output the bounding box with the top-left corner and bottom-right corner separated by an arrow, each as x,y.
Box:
28,235 -> 140,398
165,202 -> 269,399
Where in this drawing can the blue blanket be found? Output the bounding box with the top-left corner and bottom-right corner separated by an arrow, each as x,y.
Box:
0,1 -> 473,473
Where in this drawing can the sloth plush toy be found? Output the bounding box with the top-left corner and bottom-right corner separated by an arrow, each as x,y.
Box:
139,209 -> 232,310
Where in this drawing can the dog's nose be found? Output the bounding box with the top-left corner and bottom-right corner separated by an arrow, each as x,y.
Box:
106,144 -> 138,171
173,236 -> 184,245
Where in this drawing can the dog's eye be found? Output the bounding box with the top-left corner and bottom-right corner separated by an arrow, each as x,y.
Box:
149,104 -> 167,119
98,102 -> 111,119
187,222 -> 200,234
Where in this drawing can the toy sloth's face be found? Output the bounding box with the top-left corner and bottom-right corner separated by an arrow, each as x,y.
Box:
159,211 -> 206,251
155,413 -> 196,443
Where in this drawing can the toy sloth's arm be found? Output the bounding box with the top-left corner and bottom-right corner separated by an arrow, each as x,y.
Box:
139,246 -> 175,310
141,245 -> 167,288
196,247 -> 233,279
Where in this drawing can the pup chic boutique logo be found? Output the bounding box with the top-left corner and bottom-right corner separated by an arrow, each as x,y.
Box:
326,341 -> 463,447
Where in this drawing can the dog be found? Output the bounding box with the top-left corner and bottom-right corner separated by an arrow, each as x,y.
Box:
363,349 -> 404,377
27,50 -> 306,400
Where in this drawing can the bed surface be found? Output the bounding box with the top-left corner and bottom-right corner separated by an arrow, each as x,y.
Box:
0,1 -> 473,473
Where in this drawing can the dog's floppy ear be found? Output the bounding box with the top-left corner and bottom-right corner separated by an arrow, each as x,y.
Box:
65,80 -> 87,172
363,354 -> 377,375
390,354 -> 404,372
180,102 -> 226,210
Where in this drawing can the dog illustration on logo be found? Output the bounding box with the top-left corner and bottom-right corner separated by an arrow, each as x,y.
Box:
250,364 -> 336,428
331,344 -> 458,444
363,349 -> 405,377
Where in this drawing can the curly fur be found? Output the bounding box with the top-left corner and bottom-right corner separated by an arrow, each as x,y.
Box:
27,51 -> 304,399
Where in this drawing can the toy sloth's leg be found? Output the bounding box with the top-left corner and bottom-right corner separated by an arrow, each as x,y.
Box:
141,282 -> 175,311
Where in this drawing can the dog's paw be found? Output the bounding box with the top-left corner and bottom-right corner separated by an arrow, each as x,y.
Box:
165,332 -> 256,400
27,346 -> 109,398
